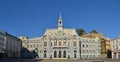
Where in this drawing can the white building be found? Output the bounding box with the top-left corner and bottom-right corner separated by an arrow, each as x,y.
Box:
80,37 -> 101,59
20,15 -> 101,59
112,37 -> 120,59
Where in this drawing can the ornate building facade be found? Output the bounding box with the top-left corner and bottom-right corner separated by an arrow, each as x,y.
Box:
20,15 -> 101,59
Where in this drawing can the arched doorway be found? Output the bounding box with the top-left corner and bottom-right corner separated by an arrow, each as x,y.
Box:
74,50 -> 77,58
44,50 -> 47,58
59,50 -> 61,58
54,50 -> 57,58
63,50 -> 66,58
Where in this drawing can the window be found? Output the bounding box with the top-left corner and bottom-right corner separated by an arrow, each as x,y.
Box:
54,40 -> 57,46
34,44 -> 35,47
51,43 -> 52,46
74,54 -> 76,58
44,42 -> 47,46
44,50 -> 47,53
74,42 -> 77,46
63,41 -> 66,46
59,42 -> 62,46
74,50 -> 77,53
83,44 -> 84,47
86,44 -> 88,47
83,50 -> 85,53
27,45 -> 29,48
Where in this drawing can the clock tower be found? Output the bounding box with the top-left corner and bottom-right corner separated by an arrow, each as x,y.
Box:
58,13 -> 63,31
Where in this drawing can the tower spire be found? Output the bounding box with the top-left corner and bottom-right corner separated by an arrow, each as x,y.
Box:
59,12 -> 62,18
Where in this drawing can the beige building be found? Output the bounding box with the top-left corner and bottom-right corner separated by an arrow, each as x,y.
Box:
82,33 -> 104,40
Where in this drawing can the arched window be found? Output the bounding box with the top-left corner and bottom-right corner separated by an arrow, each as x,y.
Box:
44,50 -> 47,53
63,50 -> 66,58
74,50 -> 77,58
60,21 -> 61,24
74,50 -> 77,53
44,42 -> 47,46
54,50 -> 57,58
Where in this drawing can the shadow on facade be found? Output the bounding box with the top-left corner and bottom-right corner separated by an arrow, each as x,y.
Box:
107,50 -> 112,58
21,47 -> 39,59
0,47 -> 42,62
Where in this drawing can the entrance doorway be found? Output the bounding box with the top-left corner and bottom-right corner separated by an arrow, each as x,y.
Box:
54,51 -> 57,58
63,50 -> 66,58
59,50 -> 61,58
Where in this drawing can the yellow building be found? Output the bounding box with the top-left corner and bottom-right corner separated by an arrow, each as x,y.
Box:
82,33 -> 103,40
101,38 -> 112,58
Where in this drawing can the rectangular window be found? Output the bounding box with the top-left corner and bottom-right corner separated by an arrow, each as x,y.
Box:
54,40 -> 57,46
59,42 -> 61,46
63,41 -> 66,46
44,42 -> 47,46
74,42 -> 77,46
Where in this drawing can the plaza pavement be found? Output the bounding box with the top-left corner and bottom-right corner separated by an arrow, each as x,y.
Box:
0,58 -> 120,62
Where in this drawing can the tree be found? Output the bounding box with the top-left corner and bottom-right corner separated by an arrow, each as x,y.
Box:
76,29 -> 86,36
90,30 -> 98,33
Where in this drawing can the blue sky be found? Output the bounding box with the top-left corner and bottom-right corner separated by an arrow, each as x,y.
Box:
0,0 -> 120,38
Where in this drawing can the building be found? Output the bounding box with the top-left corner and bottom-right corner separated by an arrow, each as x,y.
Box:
0,30 -> 22,58
19,36 -> 42,58
82,33 -> 104,40
82,33 -> 112,58
0,30 -> 6,59
80,37 -> 101,59
112,37 -> 120,59
101,38 -> 112,58
20,15 -> 101,59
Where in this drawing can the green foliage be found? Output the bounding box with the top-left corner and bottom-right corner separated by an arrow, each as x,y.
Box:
76,29 -> 86,36
90,30 -> 98,33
